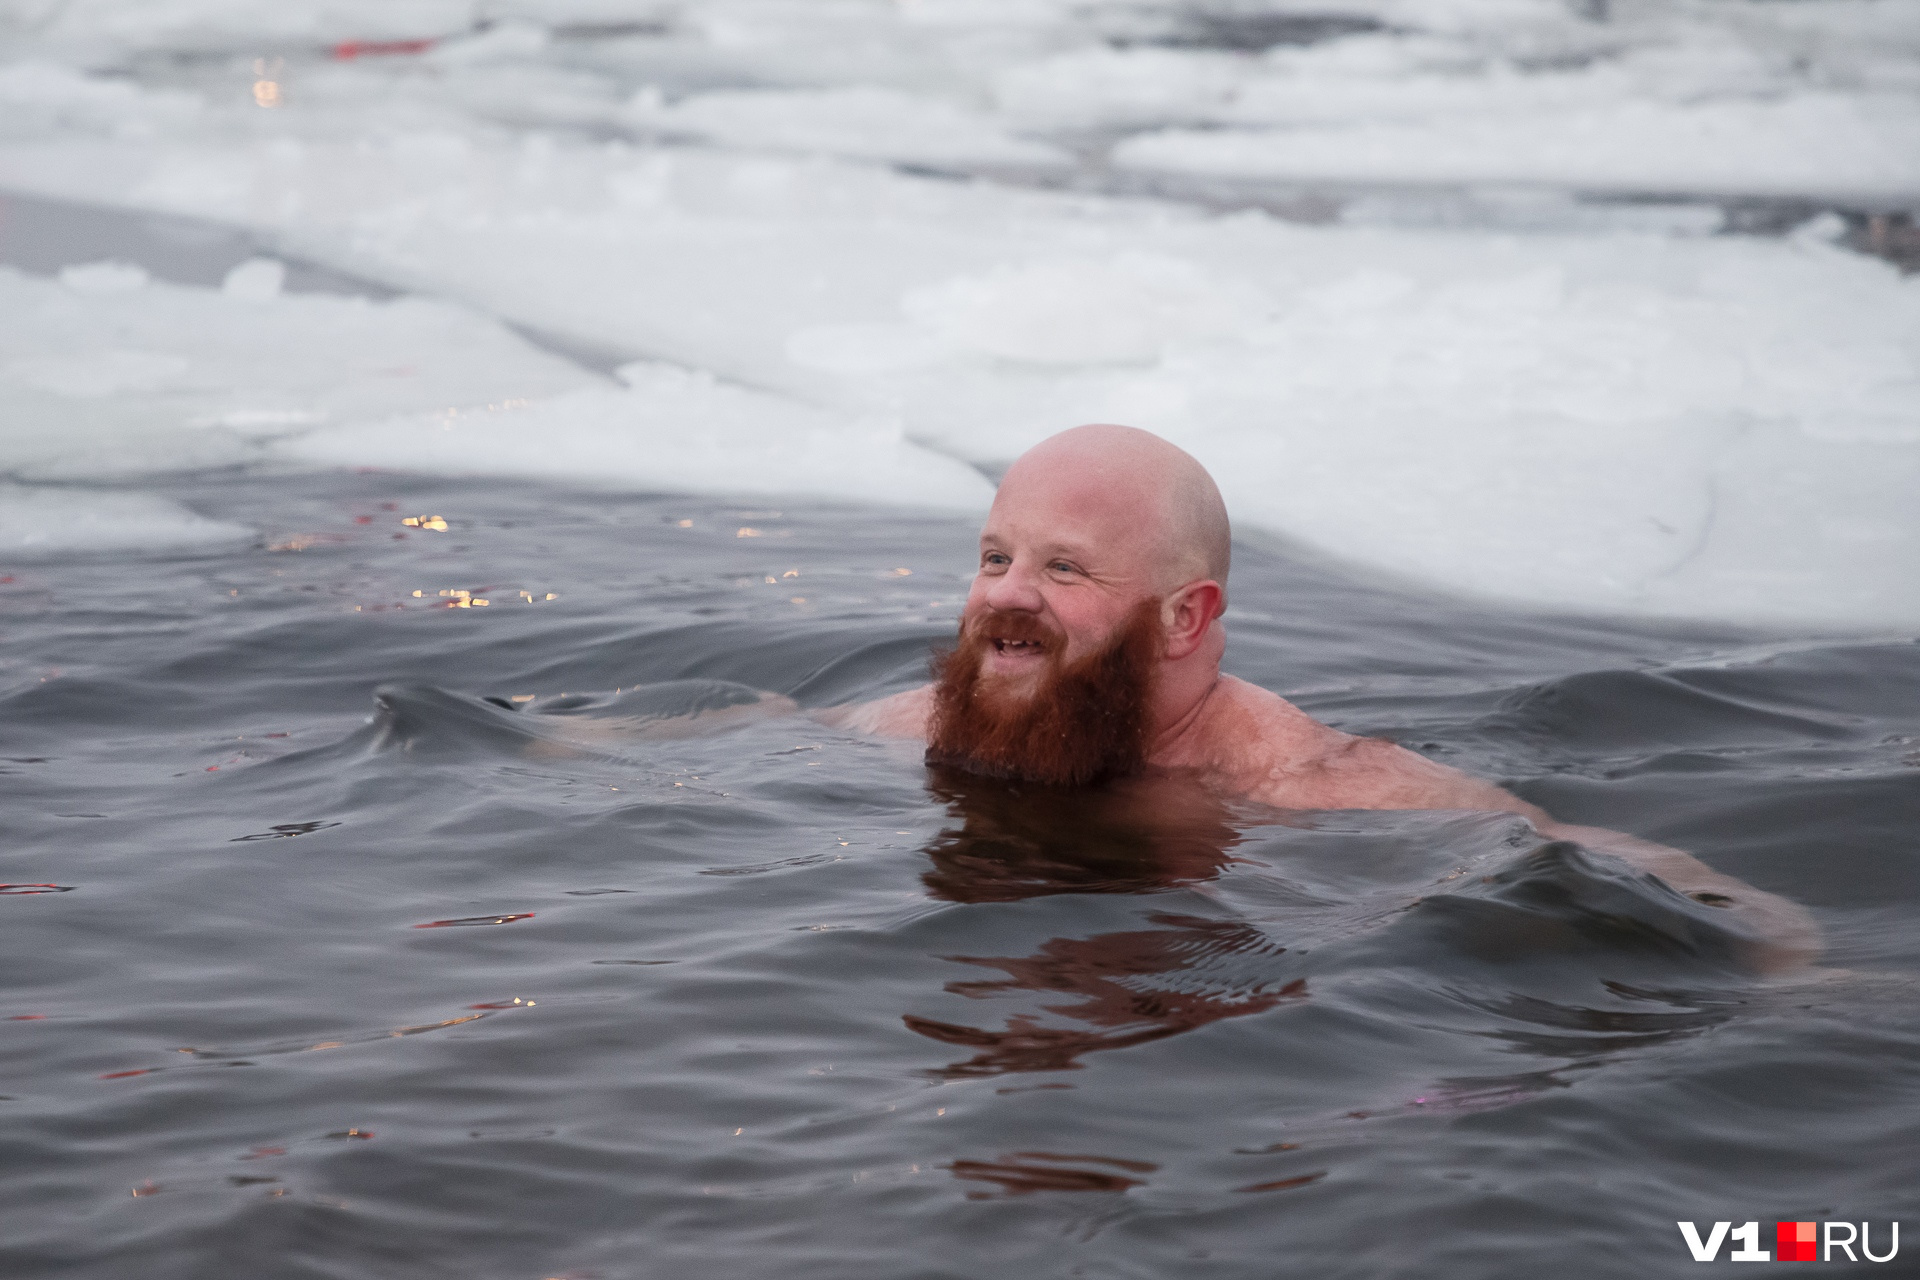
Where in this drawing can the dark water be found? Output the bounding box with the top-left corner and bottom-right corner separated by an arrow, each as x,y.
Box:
2,472 -> 1917,1280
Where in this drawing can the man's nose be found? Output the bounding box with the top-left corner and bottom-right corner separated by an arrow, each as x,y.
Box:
981,559 -> 1045,613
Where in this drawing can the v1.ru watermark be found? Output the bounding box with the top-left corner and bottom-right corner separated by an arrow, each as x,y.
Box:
1678,1221 -> 1900,1262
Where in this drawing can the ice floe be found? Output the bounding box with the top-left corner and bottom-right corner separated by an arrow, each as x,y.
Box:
288,361 -> 994,511
0,262 -> 592,486
0,482 -> 251,555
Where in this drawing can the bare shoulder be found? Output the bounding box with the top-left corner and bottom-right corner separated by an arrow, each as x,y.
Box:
1186,677 -> 1308,738
1166,676 -> 1340,787
815,684 -> 933,739
1199,676 -> 1354,756
1315,734 -> 1541,816
1198,677 -> 1536,816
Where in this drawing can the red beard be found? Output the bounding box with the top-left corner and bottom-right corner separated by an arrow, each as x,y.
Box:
926,600 -> 1163,787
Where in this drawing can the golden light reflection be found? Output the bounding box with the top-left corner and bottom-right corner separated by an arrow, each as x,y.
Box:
676,519 -> 694,528
268,532 -> 349,553
892,567 -> 913,576
400,515 -> 449,531
251,58 -> 283,109
404,588 -> 553,607
782,569 -> 799,578
737,527 -> 762,538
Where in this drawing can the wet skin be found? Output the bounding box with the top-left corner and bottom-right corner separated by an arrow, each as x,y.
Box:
833,425 -> 1820,970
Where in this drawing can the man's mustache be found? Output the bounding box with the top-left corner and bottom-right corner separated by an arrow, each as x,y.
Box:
962,607 -> 1066,655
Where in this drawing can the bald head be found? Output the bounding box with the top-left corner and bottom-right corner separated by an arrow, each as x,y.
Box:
995,424 -> 1230,593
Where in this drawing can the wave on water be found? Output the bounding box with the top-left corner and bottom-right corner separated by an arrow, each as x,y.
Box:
359,678 -> 790,758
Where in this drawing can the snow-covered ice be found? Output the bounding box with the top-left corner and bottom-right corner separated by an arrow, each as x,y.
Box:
0,0 -> 1915,626
1114,92 -> 1920,201
290,361 -> 995,511
0,260 -> 592,484
0,482 -> 253,554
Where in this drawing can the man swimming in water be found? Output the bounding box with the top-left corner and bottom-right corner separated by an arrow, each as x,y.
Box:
835,424 -> 1816,966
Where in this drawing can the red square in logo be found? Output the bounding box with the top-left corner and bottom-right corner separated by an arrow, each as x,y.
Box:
1777,1221 -> 1818,1261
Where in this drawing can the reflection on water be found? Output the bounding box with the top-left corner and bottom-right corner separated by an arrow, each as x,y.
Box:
910,771 -> 1301,1076
907,769 -> 1764,1081
906,915 -> 1303,1078
918,767 -> 1245,903
949,1151 -> 1158,1197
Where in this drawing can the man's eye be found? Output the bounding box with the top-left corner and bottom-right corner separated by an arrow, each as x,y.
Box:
983,552 -> 1009,566
1049,561 -> 1075,574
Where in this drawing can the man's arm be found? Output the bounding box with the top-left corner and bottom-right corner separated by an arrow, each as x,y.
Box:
814,685 -> 932,737
1534,819 -> 1819,967
1314,735 -> 1819,973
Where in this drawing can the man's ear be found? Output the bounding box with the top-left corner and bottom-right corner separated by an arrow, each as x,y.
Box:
1162,580 -> 1224,660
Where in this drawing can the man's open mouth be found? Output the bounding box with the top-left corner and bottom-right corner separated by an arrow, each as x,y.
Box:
991,638 -> 1045,655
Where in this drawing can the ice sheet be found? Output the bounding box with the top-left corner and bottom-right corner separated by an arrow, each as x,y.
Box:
626,85 -> 1070,170
1113,93 -> 1920,201
289,361 -> 994,511
0,482 -> 251,554
1006,21 -> 1920,200
0,260 -> 988,549
0,0 -> 1916,627
0,261 -> 594,484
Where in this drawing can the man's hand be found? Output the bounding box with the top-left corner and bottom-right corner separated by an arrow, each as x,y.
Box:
1535,820 -> 1820,974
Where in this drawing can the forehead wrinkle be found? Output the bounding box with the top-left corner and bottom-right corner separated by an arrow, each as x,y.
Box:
982,518 -> 1107,561
988,469 -> 1168,569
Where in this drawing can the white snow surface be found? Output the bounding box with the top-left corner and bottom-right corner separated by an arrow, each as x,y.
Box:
0,0 -> 1916,626
0,262 -> 593,483
289,362 -> 995,512
625,85 -> 1071,170
0,260 -> 988,549
0,483 -> 253,555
